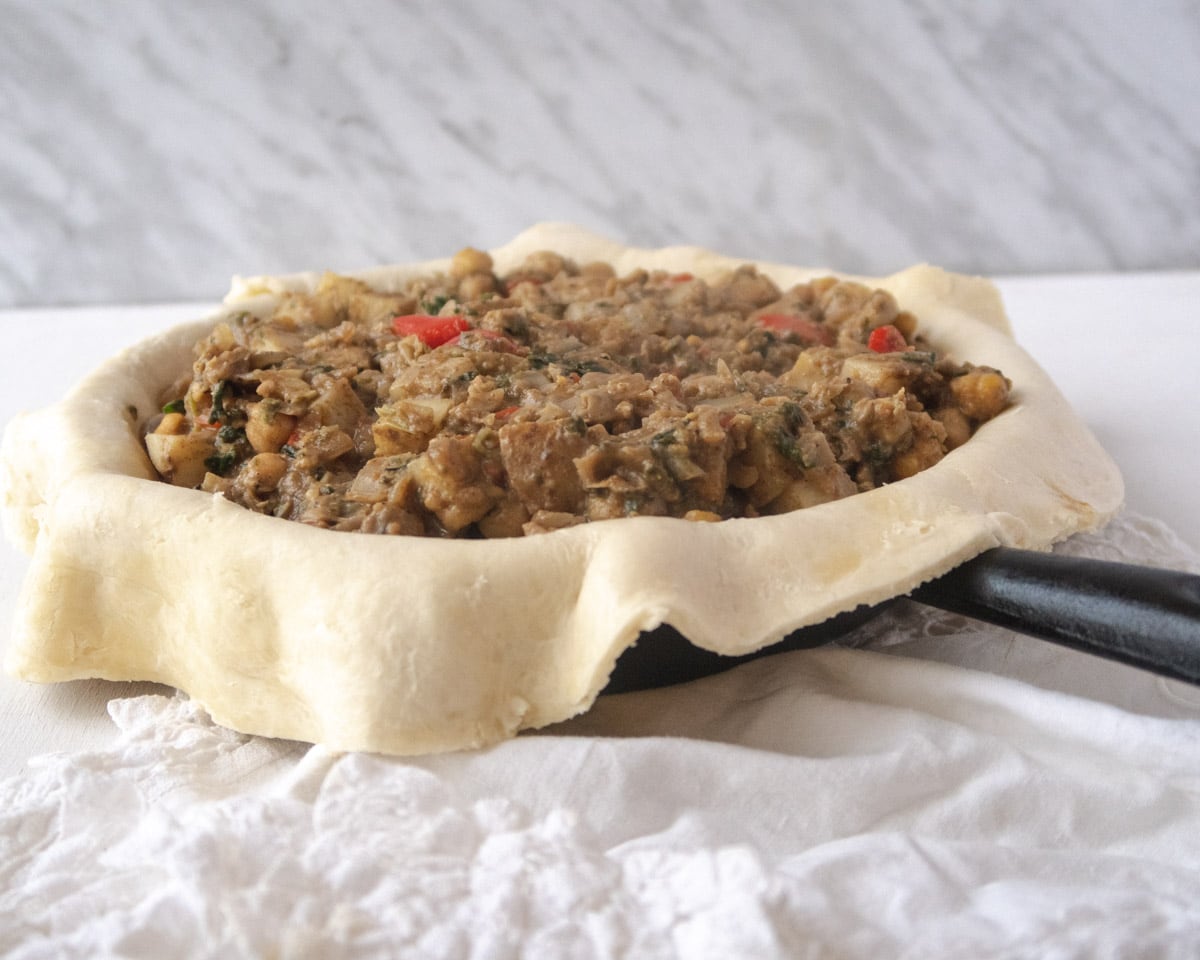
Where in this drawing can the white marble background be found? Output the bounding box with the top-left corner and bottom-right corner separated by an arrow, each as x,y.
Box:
1,0 -> 1198,308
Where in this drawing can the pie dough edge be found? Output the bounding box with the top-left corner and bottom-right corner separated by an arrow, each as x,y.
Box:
0,223 -> 1124,754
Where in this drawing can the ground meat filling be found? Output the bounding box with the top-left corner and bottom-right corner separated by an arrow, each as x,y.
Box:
143,248 -> 1011,538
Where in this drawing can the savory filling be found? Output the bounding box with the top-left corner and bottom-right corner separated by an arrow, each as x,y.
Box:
144,248 -> 1010,538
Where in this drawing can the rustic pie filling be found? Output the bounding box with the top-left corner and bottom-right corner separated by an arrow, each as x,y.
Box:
145,248 -> 1011,538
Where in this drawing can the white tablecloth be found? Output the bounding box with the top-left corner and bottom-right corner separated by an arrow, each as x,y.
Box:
2,274 -> 1199,957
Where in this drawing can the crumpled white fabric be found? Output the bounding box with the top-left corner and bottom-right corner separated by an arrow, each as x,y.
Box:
3,514 -> 1200,959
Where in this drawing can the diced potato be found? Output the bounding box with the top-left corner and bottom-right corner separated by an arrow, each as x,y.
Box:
309,377 -> 368,434
299,426 -> 356,467
780,347 -> 842,391
345,455 -> 413,504
373,397 -> 454,455
408,437 -> 502,532
840,353 -> 922,396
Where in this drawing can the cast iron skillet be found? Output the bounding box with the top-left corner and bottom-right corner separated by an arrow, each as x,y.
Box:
604,548 -> 1200,694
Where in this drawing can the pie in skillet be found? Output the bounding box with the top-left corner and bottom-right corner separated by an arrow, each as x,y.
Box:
0,224 -> 1123,753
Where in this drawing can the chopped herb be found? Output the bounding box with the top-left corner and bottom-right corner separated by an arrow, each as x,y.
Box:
204,449 -> 238,476
420,295 -> 449,315
651,429 -> 678,448
531,353 -> 609,376
752,330 -> 778,355
863,441 -> 891,468
217,425 -> 245,443
566,358 -> 609,376
210,380 -> 230,423
770,402 -> 816,468
567,417 -> 587,436
775,432 -> 815,469
280,444 -> 298,458
779,401 -> 807,432
161,399 -> 185,415
472,427 -> 499,453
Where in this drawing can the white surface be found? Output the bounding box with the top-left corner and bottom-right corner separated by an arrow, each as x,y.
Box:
1000,271 -> 1200,551
3,2 -> 1199,307
2,641 -> 1199,959
2,272 -> 1199,956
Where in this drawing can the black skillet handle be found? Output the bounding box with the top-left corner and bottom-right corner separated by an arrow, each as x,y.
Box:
911,547 -> 1200,685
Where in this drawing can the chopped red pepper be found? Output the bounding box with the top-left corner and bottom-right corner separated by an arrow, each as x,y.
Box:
756,313 -> 834,346
392,314 -> 470,347
668,272 -> 694,283
494,405 -> 520,419
867,325 -> 908,353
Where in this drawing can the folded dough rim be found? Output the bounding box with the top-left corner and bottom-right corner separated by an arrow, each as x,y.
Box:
0,223 -> 1124,754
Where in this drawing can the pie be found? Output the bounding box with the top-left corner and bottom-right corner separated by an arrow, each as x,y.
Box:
0,224 -> 1123,753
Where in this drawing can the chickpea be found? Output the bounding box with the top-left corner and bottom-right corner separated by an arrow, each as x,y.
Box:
817,280 -> 871,325
720,267 -> 781,310
521,250 -> 567,279
728,462 -> 758,488
477,495 -> 530,539
579,261 -> 616,280
892,310 -> 918,339
244,452 -> 288,493
144,431 -> 216,488
245,400 -> 298,453
450,246 -> 494,279
892,434 -> 946,480
934,406 -> 972,449
809,276 -> 839,298
950,368 -> 1011,421
457,272 -> 497,300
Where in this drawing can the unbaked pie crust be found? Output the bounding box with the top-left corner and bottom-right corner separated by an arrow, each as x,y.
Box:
0,224 -> 1123,753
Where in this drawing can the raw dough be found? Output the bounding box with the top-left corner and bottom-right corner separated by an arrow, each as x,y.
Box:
0,224 -> 1123,754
